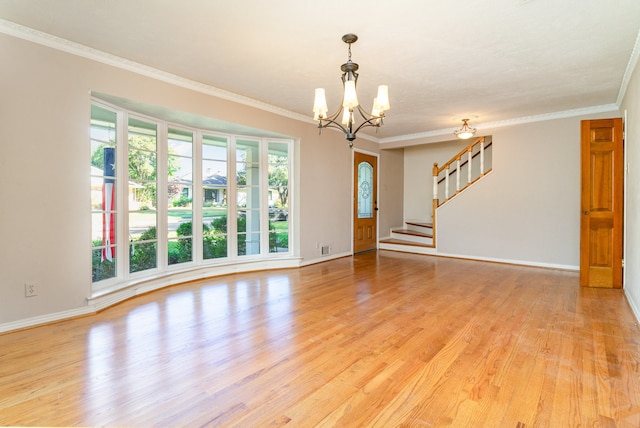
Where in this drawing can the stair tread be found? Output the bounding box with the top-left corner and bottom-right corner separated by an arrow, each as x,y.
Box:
405,221 -> 433,228
380,238 -> 435,248
392,228 -> 433,238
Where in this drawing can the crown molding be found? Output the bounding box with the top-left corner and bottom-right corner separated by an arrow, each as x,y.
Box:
378,103 -> 619,145
0,18 -> 312,124
617,27 -> 640,106
0,19 -> 624,147
0,19 -> 387,143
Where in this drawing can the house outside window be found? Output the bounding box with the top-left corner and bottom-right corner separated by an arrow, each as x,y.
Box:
202,134 -> 229,260
167,128 -> 194,266
90,101 -> 292,290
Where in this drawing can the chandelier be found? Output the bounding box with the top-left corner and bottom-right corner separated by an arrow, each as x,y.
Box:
312,34 -> 390,147
454,118 -> 477,139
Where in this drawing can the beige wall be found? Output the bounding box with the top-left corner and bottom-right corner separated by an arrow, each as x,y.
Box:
0,33 -> 403,327
378,148 -> 404,239
2,28 -> 636,329
400,111 -> 620,269
620,54 -> 640,318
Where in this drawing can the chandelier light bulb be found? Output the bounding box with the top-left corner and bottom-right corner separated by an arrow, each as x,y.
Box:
375,85 -> 390,111
342,80 -> 359,109
313,88 -> 328,120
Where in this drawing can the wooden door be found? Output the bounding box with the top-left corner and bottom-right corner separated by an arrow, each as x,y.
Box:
353,151 -> 378,253
580,118 -> 624,288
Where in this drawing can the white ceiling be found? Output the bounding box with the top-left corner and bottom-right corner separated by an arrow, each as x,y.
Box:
1,0 -> 639,143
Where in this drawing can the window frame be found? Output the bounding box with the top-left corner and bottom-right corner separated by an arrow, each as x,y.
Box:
90,99 -> 294,293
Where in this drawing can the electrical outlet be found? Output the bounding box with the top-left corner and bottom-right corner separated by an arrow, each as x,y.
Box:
25,282 -> 37,297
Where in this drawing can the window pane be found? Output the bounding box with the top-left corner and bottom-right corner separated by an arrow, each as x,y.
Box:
91,104 -> 118,283
168,128 -> 193,266
238,210 -> 260,256
90,104 -> 117,143
169,184 -> 193,263
269,227 -> 288,253
130,241 -> 157,273
236,140 -> 261,257
129,211 -> 157,241
203,160 -> 227,180
168,184 -> 192,211
237,164 -> 260,186
239,232 -> 260,256
203,134 -> 228,260
168,155 -> 192,181
236,188 -> 247,208
129,117 -> 157,273
168,128 -> 193,155
358,161 -> 373,219
202,135 -> 228,160
236,139 -> 259,163
268,141 -> 289,253
92,248 -> 116,282
128,118 -> 157,149
203,196 -> 227,258
203,215 -> 227,259
169,237 -> 192,265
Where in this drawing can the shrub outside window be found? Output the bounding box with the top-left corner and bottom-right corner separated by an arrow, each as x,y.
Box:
90,101 -> 292,289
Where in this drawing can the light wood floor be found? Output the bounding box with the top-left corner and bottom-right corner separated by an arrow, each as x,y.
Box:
1,251 -> 640,427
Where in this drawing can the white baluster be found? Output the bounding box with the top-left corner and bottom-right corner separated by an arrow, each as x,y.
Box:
456,159 -> 461,192
445,165 -> 450,199
433,174 -> 438,202
468,148 -> 473,183
480,141 -> 485,174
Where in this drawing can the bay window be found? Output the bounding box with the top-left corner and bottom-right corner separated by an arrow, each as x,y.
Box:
90,101 -> 292,290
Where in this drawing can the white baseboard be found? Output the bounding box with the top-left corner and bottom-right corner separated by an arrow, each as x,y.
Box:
298,251 -> 352,267
0,307 -> 96,334
378,246 -> 578,271
0,250 -> 581,335
624,289 -> 640,324
1,257 -> 303,334
432,251 -> 580,271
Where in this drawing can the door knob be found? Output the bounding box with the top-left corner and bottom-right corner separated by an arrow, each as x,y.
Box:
583,211 -> 589,215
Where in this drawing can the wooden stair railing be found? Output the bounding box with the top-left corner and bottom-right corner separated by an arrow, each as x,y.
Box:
431,136 -> 493,247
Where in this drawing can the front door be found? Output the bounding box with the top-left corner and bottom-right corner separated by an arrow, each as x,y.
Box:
580,118 -> 624,288
353,151 -> 378,253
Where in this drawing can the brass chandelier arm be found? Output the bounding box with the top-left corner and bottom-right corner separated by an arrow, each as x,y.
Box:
316,104 -> 385,147
350,104 -> 385,134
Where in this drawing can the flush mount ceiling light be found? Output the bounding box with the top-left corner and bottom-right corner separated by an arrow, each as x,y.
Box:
312,33 -> 390,148
454,118 -> 477,139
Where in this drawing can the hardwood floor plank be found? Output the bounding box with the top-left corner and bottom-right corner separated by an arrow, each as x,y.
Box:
1,251 -> 639,426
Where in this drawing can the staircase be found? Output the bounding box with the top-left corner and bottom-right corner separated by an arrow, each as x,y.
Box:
379,221 -> 435,254
379,136 -> 492,255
